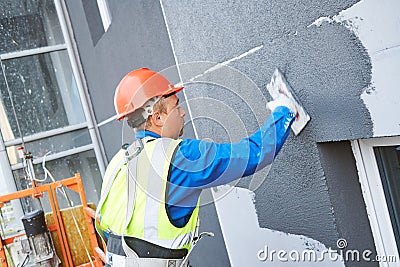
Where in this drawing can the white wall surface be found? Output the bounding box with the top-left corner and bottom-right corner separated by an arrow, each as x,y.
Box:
311,0 -> 400,137
212,186 -> 344,266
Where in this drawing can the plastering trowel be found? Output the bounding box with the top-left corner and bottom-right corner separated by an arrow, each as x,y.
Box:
266,68 -> 310,135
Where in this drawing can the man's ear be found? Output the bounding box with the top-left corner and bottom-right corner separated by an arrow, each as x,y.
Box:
150,111 -> 164,127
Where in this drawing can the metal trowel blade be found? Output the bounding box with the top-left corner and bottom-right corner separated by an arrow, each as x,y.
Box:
266,68 -> 310,135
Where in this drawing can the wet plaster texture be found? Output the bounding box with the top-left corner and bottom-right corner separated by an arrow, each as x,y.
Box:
162,0 -> 373,248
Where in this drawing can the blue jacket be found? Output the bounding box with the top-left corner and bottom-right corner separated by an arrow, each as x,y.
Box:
135,106 -> 295,227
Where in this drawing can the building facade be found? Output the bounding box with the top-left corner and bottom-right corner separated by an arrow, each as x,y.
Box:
0,1 -> 399,266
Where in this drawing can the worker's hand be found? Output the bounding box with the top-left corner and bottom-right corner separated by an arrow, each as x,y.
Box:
267,94 -> 297,114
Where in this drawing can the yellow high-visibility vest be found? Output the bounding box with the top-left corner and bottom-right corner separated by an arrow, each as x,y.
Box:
98,138 -> 199,250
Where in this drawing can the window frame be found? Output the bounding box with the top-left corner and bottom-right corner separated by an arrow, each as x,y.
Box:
0,0 -> 107,226
55,0 -> 106,175
351,136 -> 400,266
96,0 -> 112,32
0,0 -> 106,175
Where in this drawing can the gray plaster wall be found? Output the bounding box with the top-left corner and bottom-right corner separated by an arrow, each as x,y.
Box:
160,0 -> 377,265
64,1 -> 229,266
161,0 -> 373,142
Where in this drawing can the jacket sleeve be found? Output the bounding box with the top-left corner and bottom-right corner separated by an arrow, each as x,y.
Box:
170,106 -> 295,189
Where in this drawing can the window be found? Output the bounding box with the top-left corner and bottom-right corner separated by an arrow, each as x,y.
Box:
97,0 -> 112,32
0,0 -> 64,54
352,137 -> 400,266
0,50 -> 85,140
0,0 -> 105,236
374,145 -> 400,252
82,0 -> 112,46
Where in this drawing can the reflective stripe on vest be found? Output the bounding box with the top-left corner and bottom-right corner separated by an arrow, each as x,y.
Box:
99,138 -> 200,250
96,137 -> 151,235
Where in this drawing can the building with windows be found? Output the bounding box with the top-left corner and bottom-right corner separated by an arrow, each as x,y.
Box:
0,0 -> 105,231
0,1 -> 399,266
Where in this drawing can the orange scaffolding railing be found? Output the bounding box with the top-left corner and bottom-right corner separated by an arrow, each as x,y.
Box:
0,173 -> 106,267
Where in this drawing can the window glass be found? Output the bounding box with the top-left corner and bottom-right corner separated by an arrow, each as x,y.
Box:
0,50 -> 85,141
0,0 -> 104,239
6,129 -> 91,165
13,150 -> 102,213
0,0 -> 64,54
374,145 -> 400,252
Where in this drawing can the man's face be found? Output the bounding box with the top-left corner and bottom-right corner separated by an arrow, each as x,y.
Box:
160,94 -> 186,139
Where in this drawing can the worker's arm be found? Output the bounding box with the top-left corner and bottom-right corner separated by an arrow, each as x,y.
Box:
166,105 -> 294,227
171,106 -> 295,189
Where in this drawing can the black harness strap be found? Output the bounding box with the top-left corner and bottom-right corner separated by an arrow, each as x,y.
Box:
107,233 -> 188,259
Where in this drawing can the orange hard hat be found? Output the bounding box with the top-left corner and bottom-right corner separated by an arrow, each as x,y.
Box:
114,68 -> 183,120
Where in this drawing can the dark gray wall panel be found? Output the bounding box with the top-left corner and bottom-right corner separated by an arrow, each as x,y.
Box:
318,141 -> 378,266
255,134 -> 338,247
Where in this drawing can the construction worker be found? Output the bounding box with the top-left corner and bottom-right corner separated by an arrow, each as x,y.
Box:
96,68 -> 298,266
